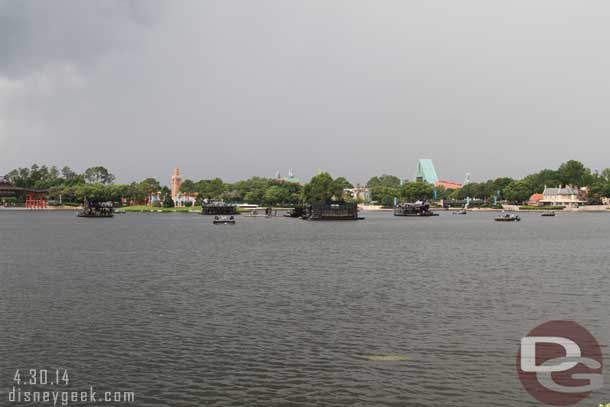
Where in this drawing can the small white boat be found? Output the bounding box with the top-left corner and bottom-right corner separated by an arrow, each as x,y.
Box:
495,213 -> 520,222
213,215 -> 236,225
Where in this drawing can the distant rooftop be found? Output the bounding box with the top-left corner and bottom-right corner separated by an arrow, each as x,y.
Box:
283,176 -> 300,184
0,177 -> 19,190
543,186 -> 580,196
435,180 -> 463,190
281,168 -> 300,184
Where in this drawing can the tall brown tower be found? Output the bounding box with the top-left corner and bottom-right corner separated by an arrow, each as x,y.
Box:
171,167 -> 182,200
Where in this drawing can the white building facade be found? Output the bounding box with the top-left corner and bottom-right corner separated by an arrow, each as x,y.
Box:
174,192 -> 197,207
540,186 -> 586,208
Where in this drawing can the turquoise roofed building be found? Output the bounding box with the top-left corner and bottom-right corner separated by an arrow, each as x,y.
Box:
415,159 -> 439,184
284,176 -> 300,184
275,168 -> 301,184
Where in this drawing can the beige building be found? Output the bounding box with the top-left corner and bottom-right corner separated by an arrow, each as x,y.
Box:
540,185 -> 586,208
344,185 -> 371,202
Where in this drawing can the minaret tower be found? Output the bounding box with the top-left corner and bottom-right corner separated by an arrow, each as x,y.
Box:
171,167 -> 182,200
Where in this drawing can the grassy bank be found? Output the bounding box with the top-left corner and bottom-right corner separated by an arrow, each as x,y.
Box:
518,206 -> 564,211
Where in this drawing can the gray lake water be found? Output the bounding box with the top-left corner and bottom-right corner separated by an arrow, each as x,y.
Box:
1,210 -> 609,406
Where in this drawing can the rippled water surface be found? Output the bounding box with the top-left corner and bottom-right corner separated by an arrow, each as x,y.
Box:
1,210 -> 610,406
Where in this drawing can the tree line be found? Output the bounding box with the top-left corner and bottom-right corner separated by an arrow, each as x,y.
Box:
4,160 -> 610,206
366,160 -> 610,205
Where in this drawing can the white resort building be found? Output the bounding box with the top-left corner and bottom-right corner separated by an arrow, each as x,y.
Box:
174,192 -> 197,207
539,185 -> 586,208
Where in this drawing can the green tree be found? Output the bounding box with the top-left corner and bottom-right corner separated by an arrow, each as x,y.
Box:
303,172 -> 344,203
83,166 -> 115,185
367,174 -> 401,188
400,182 -> 434,202
434,185 -> 451,200
139,178 -> 161,195
195,178 -> 225,199
503,181 -> 532,203
180,179 -> 197,194
589,181 -> 610,200
75,183 -> 114,202
557,160 -> 593,187
61,166 -> 78,180
370,186 -> 400,206
333,177 -> 353,190
491,177 -> 514,199
122,182 -> 147,203
161,186 -> 174,208
243,191 -> 263,203
263,186 -> 288,205
6,164 -> 64,189
61,166 -> 84,186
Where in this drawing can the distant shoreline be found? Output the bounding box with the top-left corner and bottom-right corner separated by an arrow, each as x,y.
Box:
0,206 -> 78,211
2,205 -> 609,213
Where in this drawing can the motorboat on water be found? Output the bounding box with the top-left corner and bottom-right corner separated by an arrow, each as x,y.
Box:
453,202 -> 469,215
494,213 -> 520,222
541,211 -> 556,217
213,215 -> 236,225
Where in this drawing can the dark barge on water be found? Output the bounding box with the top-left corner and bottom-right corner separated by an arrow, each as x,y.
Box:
284,206 -> 305,218
303,201 -> 362,220
394,201 -> 438,217
201,200 -> 238,216
77,200 -> 114,218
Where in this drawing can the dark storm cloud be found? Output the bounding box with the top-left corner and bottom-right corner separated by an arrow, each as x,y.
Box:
0,0 -> 160,77
1,1 -> 609,184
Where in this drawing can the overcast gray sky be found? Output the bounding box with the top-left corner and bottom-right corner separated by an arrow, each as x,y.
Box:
1,0 -> 609,185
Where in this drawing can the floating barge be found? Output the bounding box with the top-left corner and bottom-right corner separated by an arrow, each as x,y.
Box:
201,201 -> 238,216
77,201 -> 114,218
303,201 -> 361,220
394,201 -> 437,217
